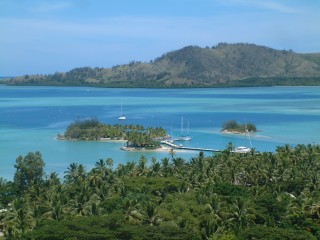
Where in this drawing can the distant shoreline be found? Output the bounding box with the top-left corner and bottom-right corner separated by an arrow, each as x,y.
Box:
221,130 -> 271,139
56,136 -> 127,143
121,145 -> 188,153
221,130 -> 251,136
56,136 -> 178,152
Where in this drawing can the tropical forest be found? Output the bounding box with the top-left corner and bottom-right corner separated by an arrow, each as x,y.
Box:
4,43 -> 320,88
58,118 -> 168,149
1,143 -> 320,239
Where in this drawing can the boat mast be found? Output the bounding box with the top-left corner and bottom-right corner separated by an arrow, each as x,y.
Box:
120,99 -> 123,115
187,121 -> 190,136
245,120 -> 253,148
181,117 -> 184,136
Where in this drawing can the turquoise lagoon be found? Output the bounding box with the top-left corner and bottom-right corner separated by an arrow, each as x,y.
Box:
1,86 -> 320,180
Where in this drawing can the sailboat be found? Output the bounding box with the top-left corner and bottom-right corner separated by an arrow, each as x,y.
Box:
233,122 -> 252,153
118,99 -> 126,120
175,117 -> 192,141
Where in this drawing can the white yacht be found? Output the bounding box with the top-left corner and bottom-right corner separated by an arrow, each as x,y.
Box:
232,146 -> 251,153
118,115 -> 126,120
232,122 -> 253,153
175,117 -> 192,141
118,99 -> 126,120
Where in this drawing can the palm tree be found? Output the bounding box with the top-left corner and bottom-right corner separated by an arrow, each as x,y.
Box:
94,159 -> 106,174
169,148 -> 176,160
172,157 -> 185,174
3,198 -> 33,238
122,197 -> 142,223
64,163 -> 87,185
226,198 -> 255,235
143,202 -> 161,226
42,185 -> 67,221
226,142 -> 235,154
161,157 -> 172,177
68,191 -> 91,216
45,195 -> 64,221
45,172 -> 60,188
306,202 -> 320,222
136,156 -> 149,176
87,194 -> 103,216
106,158 -> 114,169
30,204 -> 45,229
204,194 -> 224,224
201,217 -> 219,240
64,163 -> 79,184
88,170 -> 102,187
149,157 -> 162,177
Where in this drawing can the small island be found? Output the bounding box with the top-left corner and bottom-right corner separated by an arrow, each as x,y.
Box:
221,120 -> 257,135
58,118 -> 169,150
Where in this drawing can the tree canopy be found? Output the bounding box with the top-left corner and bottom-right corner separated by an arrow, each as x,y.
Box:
13,151 -> 45,192
222,120 -> 257,133
60,119 -> 167,149
1,143 -> 320,239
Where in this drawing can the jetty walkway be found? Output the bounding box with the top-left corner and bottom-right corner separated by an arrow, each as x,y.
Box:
161,141 -> 221,152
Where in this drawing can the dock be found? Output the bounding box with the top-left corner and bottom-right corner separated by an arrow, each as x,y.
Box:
161,141 -> 221,152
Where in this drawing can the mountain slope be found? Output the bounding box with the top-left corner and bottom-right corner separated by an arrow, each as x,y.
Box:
6,43 -> 320,87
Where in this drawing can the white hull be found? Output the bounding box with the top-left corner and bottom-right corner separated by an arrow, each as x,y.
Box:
232,146 -> 251,153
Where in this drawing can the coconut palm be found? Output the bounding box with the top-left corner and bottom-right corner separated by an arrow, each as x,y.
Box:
161,157 -> 173,177
135,155 -> 149,176
68,184 -> 92,216
143,202 -> 161,226
3,198 -> 33,238
201,217 -> 219,240
106,158 -> 114,169
149,157 -> 162,177
94,159 -> 106,174
204,194 -> 225,224
226,198 -> 255,234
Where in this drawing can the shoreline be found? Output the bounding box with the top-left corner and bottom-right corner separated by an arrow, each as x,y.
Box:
56,136 -> 127,143
57,136 -> 185,152
220,130 -> 271,139
121,145 -> 188,153
221,130 -> 253,136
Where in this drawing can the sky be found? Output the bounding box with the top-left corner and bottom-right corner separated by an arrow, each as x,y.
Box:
1,0 -> 320,76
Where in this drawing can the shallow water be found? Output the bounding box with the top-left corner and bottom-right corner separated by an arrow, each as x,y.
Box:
1,86 -> 320,180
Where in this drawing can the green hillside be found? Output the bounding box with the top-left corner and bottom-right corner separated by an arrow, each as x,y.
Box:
5,43 -> 320,87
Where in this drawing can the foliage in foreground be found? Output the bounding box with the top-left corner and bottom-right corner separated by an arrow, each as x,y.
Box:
21,214 -> 198,240
1,144 -> 320,239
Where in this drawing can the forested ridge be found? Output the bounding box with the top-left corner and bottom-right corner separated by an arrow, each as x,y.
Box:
1,144 -> 320,239
5,43 -> 320,88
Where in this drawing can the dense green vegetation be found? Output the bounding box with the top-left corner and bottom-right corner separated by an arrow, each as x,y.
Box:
5,43 -> 320,88
59,118 -> 167,149
222,120 -> 257,133
1,144 -> 320,239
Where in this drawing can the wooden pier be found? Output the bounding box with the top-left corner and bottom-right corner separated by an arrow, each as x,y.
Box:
161,141 -> 221,152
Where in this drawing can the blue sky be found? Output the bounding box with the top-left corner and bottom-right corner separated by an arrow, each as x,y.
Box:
1,0 -> 320,76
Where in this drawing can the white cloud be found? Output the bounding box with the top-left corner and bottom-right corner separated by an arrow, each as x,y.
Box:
222,0 -> 298,13
29,1 -> 73,13
255,1 -> 297,13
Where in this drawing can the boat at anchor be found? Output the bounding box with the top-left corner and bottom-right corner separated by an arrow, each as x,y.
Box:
175,117 -> 192,141
118,99 -> 126,120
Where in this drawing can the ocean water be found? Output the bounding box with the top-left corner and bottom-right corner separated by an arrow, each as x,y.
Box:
1,86 -> 320,180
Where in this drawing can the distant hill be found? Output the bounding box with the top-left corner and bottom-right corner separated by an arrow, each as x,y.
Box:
5,43 -> 320,87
